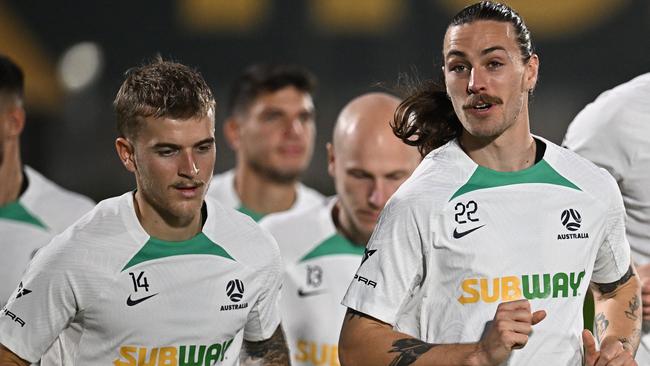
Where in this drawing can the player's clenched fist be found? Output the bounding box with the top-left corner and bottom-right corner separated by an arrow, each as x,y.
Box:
477,299 -> 546,365
583,330 -> 637,366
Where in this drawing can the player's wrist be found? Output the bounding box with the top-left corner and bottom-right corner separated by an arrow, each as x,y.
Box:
466,342 -> 493,366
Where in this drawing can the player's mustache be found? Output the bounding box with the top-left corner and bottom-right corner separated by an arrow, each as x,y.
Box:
171,180 -> 205,189
463,94 -> 503,109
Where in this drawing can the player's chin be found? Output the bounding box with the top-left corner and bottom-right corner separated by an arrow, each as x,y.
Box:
169,198 -> 204,217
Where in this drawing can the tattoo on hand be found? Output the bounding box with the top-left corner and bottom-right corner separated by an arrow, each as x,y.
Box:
594,313 -> 609,343
241,326 -> 290,366
388,338 -> 436,366
594,266 -> 634,294
624,294 -> 640,321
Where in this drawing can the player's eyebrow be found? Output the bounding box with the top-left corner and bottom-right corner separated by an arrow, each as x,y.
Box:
151,137 -> 215,150
193,137 -> 215,147
480,46 -> 507,56
445,46 -> 507,59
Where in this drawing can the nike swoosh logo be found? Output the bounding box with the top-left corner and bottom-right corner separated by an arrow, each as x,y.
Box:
452,225 -> 486,239
297,288 -> 327,297
126,293 -> 159,306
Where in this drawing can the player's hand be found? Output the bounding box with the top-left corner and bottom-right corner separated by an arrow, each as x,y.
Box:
477,299 -> 546,365
583,330 -> 637,366
635,263 -> 650,321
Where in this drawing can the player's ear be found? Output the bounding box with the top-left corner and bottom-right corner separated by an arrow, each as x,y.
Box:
326,142 -> 335,178
524,54 -> 539,93
223,116 -> 240,151
3,103 -> 25,137
115,137 -> 136,173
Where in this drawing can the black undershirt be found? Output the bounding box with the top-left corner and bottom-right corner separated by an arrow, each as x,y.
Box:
533,137 -> 546,164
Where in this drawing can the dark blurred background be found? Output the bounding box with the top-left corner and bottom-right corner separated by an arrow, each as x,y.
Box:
1,0 -> 648,201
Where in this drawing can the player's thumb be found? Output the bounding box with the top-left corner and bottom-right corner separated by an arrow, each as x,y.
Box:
582,329 -> 598,366
531,310 -> 546,325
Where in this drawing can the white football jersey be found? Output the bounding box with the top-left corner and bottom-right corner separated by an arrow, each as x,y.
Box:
0,192 -> 282,365
342,138 -> 630,366
261,198 -> 364,366
0,166 -> 94,304
563,72 -> 650,364
207,169 -> 324,221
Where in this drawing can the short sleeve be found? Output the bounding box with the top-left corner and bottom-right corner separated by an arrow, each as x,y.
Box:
341,196 -> 425,325
243,232 -> 283,341
591,170 -> 631,283
562,98 -> 629,182
0,240 -> 78,363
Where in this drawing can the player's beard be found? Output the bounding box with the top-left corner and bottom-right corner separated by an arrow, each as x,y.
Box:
247,158 -> 302,185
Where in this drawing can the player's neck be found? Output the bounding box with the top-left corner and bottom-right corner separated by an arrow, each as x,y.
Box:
0,145 -> 23,206
460,124 -> 537,172
133,191 -> 202,242
332,200 -> 368,247
234,165 -> 297,214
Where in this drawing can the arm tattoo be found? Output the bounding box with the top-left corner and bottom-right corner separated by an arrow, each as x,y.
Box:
346,308 -> 373,321
388,338 -> 436,366
594,312 -> 609,343
240,326 -> 290,366
624,294 -> 640,321
593,266 -> 634,294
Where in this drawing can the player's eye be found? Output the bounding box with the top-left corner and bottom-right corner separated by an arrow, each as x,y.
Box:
298,112 -> 314,123
449,64 -> 468,73
487,61 -> 504,70
156,149 -> 176,157
196,143 -> 214,153
261,111 -> 284,123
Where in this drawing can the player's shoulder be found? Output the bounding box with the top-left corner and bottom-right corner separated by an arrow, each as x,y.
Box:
569,73 -> 650,131
21,166 -> 95,232
206,169 -> 238,207
202,196 -> 280,268
260,197 -> 334,261
389,140 -> 475,213
297,183 -> 326,206
29,194 -> 133,274
542,138 -> 619,197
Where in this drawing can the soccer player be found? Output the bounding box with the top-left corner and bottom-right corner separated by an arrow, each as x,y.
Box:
0,58 -> 289,365
208,63 -> 324,222
339,2 -> 641,365
563,73 -> 650,364
0,54 -> 94,305
260,92 -> 421,365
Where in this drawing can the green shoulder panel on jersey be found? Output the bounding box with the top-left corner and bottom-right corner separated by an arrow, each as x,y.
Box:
122,232 -> 235,271
237,205 -> 265,222
450,160 -> 581,201
300,234 -> 364,262
0,201 -> 47,229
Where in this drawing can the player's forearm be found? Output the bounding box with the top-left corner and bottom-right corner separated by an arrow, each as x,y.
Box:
240,325 -> 290,366
0,344 -> 29,366
592,267 -> 642,354
339,310 -> 488,366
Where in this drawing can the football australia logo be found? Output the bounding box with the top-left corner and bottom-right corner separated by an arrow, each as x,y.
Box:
226,279 -> 244,302
221,279 -> 248,311
558,209 -> 589,240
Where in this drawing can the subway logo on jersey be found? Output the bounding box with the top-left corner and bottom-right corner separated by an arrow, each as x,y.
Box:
113,339 -> 233,366
294,339 -> 339,366
458,270 -> 585,304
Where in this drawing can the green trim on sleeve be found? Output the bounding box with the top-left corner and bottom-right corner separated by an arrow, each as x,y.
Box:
0,201 -> 47,229
450,160 -> 581,201
122,232 -> 235,271
300,234 -> 365,262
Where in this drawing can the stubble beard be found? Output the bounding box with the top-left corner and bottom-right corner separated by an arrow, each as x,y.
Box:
247,157 -> 303,185
139,178 -> 200,229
